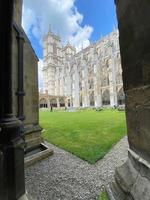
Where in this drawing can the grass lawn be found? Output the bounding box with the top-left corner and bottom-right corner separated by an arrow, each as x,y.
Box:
40,109 -> 127,164
98,191 -> 109,200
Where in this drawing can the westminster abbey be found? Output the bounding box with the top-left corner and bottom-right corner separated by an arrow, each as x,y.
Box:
40,29 -> 124,108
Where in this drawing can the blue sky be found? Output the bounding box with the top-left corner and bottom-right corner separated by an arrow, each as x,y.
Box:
75,0 -> 117,42
23,0 -> 117,59
22,0 -> 117,90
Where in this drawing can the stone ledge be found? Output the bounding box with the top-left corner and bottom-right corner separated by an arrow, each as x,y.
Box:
25,143 -> 53,168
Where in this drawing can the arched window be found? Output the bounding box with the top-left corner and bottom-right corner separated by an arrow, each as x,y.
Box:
101,65 -> 109,87
53,42 -> 57,55
117,88 -> 125,105
90,91 -> 95,106
102,90 -> 110,105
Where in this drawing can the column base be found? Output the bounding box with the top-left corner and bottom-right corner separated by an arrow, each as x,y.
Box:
18,194 -> 28,200
107,149 -> 150,200
19,192 -> 33,200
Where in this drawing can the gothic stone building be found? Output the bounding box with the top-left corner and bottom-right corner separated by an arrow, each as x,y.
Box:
41,29 -> 125,108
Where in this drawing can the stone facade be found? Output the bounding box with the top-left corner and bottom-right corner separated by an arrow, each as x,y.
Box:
12,0 -> 42,150
42,29 -> 124,108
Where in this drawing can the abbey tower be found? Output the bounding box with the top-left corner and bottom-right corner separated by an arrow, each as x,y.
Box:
41,29 -> 124,108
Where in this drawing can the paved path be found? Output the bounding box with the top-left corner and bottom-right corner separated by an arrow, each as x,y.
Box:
25,137 -> 128,200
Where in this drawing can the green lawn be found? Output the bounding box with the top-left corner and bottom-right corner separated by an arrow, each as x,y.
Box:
40,109 -> 126,164
98,191 -> 109,200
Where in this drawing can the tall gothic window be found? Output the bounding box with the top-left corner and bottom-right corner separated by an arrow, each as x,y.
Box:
102,89 -> 110,105
53,43 -> 57,55
117,87 -> 125,105
101,65 -> 109,87
90,91 -> 95,106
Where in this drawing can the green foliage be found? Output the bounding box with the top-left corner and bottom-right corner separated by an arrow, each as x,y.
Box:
98,191 -> 109,200
40,110 -> 126,164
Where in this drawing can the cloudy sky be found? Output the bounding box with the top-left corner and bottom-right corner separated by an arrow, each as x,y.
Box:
22,0 -> 117,90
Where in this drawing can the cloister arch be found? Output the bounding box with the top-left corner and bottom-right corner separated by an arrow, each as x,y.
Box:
39,98 -> 48,108
59,98 -> 65,107
50,98 -> 57,107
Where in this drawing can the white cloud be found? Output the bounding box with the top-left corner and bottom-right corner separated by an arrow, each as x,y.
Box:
22,0 -> 93,50
38,59 -> 44,91
69,25 -> 93,52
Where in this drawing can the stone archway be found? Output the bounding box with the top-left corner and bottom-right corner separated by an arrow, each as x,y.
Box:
50,98 -> 57,107
39,98 -> 48,108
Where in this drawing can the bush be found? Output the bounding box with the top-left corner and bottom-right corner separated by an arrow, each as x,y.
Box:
118,105 -> 125,111
96,107 -> 103,112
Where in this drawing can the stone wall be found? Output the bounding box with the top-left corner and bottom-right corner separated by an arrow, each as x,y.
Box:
107,1 -> 150,199
12,0 -> 42,150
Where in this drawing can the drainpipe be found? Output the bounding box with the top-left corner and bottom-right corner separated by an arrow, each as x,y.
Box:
13,22 -> 25,121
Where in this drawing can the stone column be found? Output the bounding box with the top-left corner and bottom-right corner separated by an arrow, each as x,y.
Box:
0,1 -> 26,199
47,99 -> 51,109
65,98 -> 68,108
94,63 -> 102,107
107,1 -> 150,199
108,59 -> 118,107
82,61 -> 90,107
57,98 -> 60,108
74,65 -> 80,107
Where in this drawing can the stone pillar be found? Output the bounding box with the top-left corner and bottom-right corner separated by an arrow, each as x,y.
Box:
108,59 -> 118,107
47,99 -> 51,109
107,1 -> 150,199
74,65 -> 80,107
82,61 -> 90,107
0,1 -> 26,199
57,98 -> 60,108
65,99 -> 68,108
94,63 -> 102,107
95,94 -> 102,107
